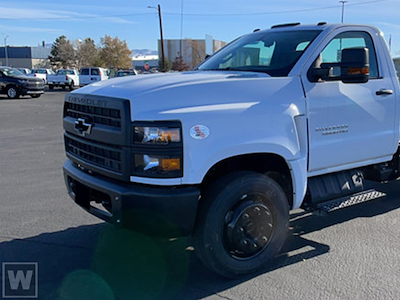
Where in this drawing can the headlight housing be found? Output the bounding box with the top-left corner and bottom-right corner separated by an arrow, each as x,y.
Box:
134,125 -> 181,145
132,121 -> 183,178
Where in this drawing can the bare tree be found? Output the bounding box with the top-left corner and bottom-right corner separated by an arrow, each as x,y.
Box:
76,38 -> 101,68
189,40 -> 206,68
172,55 -> 190,71
183,39 -> 206,69
99,35 -> 132,69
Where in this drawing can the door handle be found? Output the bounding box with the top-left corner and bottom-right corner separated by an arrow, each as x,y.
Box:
376,89 -> 393,96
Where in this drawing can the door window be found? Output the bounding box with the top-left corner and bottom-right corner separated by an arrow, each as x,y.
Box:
315,31 -> 379,79
80,68 -> 89,75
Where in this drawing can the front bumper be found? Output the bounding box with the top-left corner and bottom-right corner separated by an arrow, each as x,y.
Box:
48,81 -> 71,86
20,85 -> 45,96
63,159 -> 200,237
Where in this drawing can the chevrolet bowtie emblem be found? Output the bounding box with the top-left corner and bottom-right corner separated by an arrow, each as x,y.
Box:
74,118 -> 93,137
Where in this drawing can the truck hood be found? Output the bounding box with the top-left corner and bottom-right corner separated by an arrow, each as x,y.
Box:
76,71 -> 270,96
72,71 -> 300,120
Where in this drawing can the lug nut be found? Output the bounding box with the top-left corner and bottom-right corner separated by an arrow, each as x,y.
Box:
241,239 -> 248,246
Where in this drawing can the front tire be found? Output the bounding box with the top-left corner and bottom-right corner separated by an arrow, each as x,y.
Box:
6,86 -> 19,99
194,172 -> 289,278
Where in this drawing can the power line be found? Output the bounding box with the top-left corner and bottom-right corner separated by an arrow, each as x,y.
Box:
0,0 -> 389,21
163,0 -> 388,17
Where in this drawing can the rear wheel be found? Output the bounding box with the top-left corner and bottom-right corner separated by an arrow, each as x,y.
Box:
6,86 -> 19,99
69,81 -> 75,90
48,85 -> 54,90
194,172 -> 289,278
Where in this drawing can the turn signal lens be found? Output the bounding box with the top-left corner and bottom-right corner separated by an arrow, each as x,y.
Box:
160,158 -> 181,171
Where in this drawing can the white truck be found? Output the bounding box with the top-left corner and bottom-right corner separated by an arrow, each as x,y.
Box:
62,23 -> 400,278
79,67 -> 109,87
48,69 -> 79,90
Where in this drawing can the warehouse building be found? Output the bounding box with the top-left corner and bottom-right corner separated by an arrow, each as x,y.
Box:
0,46 -> 51,69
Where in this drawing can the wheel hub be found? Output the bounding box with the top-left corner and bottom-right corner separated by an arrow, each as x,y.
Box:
8,88 -> 16,98
224,200 -> 274,259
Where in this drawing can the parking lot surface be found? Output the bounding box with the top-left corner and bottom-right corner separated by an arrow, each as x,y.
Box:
1,90 -> 400,300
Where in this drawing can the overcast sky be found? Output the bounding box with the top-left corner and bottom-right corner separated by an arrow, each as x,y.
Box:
0,0 -> 399,56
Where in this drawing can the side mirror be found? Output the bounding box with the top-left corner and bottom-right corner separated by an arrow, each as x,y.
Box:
308,48 -> 370,83
340,47 -> 369,83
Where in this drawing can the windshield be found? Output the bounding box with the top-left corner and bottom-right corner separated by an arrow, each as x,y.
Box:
57,69 -> 75,75
1,68 -> 25,77
198,30 -> 321,77
32,69 -> 47,74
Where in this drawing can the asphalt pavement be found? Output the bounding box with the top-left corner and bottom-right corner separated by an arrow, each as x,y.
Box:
1,90 -> 400,300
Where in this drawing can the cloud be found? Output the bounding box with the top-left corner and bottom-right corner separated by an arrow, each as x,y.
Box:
0,24 -> 62,34
0,6 -> 136,25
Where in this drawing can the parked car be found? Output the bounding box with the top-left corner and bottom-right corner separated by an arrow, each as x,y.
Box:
47,69 -> 79,90
115,69 -> 138,77
29,68 -> 55,83
17,68 -> 31,75
0,67 -> 45,99
79,67 -> 109,86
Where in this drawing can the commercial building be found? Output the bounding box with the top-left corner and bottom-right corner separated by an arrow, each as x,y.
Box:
0,46 -> 51,69
160,36 -> 227,69
393,57 -> 400,80
132,54 -> 159,72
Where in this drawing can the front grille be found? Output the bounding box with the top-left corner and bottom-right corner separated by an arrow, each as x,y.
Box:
65,135 -> 122,173
25,82 -> 45,89
65,102 -> 121,128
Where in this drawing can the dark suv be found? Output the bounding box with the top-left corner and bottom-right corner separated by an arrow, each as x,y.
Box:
0,67 -> 45,99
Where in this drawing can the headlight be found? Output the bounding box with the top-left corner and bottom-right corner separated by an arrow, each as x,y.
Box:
132,121 -> 183,178
134,125 -> 181,145
133,154 -> 182,177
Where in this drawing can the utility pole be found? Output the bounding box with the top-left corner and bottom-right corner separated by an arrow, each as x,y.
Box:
4,35 -> 9,66
158,4 -> 166,72
149,5 -> 166,72
180,0 -> 184,58
340,1 -> 348,23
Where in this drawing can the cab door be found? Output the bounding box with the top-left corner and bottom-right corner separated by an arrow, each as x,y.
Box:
302,29 -> 397,174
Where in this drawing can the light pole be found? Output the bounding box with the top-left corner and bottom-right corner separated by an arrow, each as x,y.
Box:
4,35 -> 9,66
340,1 -> 348,23
180,0 -> 183,58
148,4 -> 166,72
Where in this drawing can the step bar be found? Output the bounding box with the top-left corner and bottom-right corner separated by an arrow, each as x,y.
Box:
316,189 -> 386,213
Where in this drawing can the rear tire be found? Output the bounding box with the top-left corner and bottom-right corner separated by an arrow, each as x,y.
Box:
6,86 -> 19,99
48,85 -> 54,90
69,81 -> 75,90
193,172 -> 289,278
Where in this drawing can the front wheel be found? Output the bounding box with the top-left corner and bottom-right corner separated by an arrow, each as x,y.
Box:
193,172 -> 289,278
6,86 -> 20,99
